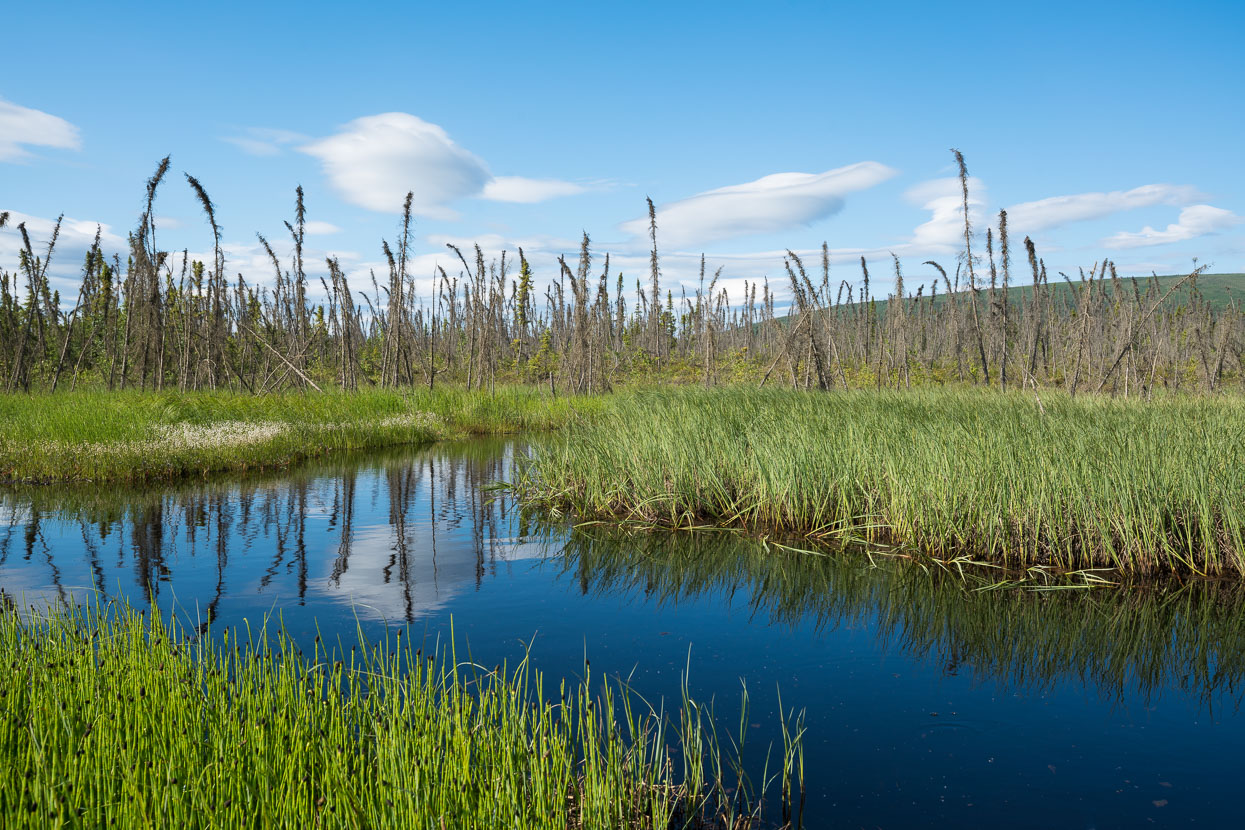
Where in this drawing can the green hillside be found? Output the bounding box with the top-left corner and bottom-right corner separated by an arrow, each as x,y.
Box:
970,271 -> 1245,311
798,273 -> 1244,317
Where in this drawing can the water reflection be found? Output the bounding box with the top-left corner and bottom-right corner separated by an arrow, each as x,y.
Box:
0,441 -> 548,627
4,440 -> 1245,827
3,444 -> 1244,709
559,527 -> 1245,708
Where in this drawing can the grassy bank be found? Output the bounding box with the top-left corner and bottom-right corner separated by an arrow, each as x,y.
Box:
0,601 -> 800,829
516,387 -> 1245,576
0,386 -> 595,484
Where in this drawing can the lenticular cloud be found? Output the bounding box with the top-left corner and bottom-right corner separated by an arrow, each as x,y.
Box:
621,162 -> 897,250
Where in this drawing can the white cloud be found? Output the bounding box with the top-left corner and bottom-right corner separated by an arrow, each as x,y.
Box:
212,238 -> 362,278
903,176 -> 987,253
0,210 -> 128,298
891,178 -> 1232,270
0,210 -> 127,258
1103,205 -> 1242,249
222,127 -> 310,156
0,98 -> 81,161
0,210 -> 373,310
482,176 -> 587,203
303,220 -> 341,235
620,162 -> 897,250
300,113 -> 488,217
298,113 -> 585,217
1005,184 -> 1201,235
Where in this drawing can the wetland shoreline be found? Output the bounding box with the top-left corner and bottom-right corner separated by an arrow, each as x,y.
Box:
4,427 -> 1242,827
5,384 -> 1242,578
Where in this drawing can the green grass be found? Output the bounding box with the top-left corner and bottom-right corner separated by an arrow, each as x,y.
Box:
516,387 -> 1245,576
0,387 -> 598,484
0,600 -> 801,829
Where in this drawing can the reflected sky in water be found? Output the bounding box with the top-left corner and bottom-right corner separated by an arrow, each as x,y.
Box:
1,442 -> 543,630
3,440 -> 1243,829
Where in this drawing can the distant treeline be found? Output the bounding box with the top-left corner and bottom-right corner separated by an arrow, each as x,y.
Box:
1,151 -> 1240,396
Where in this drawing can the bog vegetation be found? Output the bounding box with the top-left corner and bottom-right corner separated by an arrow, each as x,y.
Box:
517,387 -> 1245,576
1,151 -> 1241,397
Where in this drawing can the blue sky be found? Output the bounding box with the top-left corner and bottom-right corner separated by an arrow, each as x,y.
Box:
3,0 -> 1242,307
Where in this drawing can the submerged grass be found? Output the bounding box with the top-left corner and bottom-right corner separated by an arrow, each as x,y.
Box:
517,387 -> 1245,576
0,386 -> 597,484
0,600 -> 801,829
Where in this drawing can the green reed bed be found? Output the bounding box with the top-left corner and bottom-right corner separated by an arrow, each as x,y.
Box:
0,386 -> 595,484
0,601 -> 798,829
516,387 -> 1245,576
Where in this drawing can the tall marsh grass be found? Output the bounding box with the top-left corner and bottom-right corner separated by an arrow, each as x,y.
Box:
517,387 -> 1245,576
0,600 -> 801,828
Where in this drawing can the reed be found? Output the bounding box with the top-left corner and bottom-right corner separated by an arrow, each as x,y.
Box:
0,599 -> 801,829
516,386 -> 1245,576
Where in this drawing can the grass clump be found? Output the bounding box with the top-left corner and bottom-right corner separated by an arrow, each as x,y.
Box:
517,387 -> 1245,576
0,386 -> 596,484
0,600 -> 800,829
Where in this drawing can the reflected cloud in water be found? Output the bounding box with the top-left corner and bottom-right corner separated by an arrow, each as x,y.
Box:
0,441 -> 553,626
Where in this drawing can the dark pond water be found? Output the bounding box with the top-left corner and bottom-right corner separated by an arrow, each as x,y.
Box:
3,439 -> 1244,828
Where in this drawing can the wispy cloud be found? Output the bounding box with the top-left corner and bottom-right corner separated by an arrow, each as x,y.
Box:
0,98 -> 82,162
892,178 -> 1232,265
303,220 -> 341,235
1005,184 -> 1202,235
222,127 -> 310,156
482,177 -> 587,203
1103,205 -> 1243,249
621,162 -> 898,250
298,113 -> 588,216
